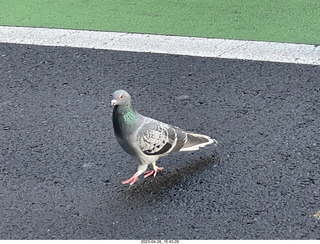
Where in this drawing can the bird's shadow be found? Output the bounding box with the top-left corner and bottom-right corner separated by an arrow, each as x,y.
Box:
116,152 -> 221,204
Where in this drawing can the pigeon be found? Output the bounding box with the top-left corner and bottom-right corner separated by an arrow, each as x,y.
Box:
111,90 -> 217,185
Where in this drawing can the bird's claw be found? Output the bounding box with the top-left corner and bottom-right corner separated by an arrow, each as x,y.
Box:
144,167 -> 164,178
122,167 -> 164,185
122,174 -> 139,185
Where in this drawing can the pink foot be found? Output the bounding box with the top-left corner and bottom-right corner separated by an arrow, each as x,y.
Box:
144,167 -> 164,178
122,174 -> 139,185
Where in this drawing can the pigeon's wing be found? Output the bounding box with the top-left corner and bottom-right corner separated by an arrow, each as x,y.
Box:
135,118 -> 217,157
136,119 -> 181,156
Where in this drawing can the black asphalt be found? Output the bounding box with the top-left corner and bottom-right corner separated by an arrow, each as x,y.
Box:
0,43 -> 319,239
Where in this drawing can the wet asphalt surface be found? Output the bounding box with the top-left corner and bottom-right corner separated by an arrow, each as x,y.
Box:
0,43 -> 319,239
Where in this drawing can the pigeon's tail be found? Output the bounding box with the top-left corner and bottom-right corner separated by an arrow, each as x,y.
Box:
179,131 -> 218,152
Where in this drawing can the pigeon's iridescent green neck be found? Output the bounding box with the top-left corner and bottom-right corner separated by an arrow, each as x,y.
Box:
123,104 -> 137,124
117,102 -> 137,125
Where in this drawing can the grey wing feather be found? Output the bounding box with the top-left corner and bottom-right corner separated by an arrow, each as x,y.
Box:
136,120 -> 177,156
136,119 -> 215,156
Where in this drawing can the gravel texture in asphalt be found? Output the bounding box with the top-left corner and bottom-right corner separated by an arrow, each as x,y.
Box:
0,43 -> 319,239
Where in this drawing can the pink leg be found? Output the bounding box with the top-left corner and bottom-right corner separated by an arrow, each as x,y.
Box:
144,166 -> 164,178
122,165 -> 148,185
122,174 -> 139,185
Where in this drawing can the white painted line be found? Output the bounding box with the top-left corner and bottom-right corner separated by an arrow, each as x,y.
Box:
0,26 -> 319,65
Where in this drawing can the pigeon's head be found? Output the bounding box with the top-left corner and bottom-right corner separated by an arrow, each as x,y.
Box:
110,90 -> 131,107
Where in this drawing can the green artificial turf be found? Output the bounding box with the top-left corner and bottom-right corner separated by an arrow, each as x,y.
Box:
0,0 -> 319,45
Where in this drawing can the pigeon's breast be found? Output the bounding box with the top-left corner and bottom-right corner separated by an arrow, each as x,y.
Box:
113,109 -> 139,157
115,133 -> 137,157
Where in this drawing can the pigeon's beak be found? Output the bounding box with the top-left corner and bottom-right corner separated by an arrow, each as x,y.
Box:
110,99 -> 117,108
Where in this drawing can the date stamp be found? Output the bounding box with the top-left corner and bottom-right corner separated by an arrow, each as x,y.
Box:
141,240 -> 179,244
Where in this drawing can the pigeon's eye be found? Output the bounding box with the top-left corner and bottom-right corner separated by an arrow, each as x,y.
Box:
119,94 -> 124,99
